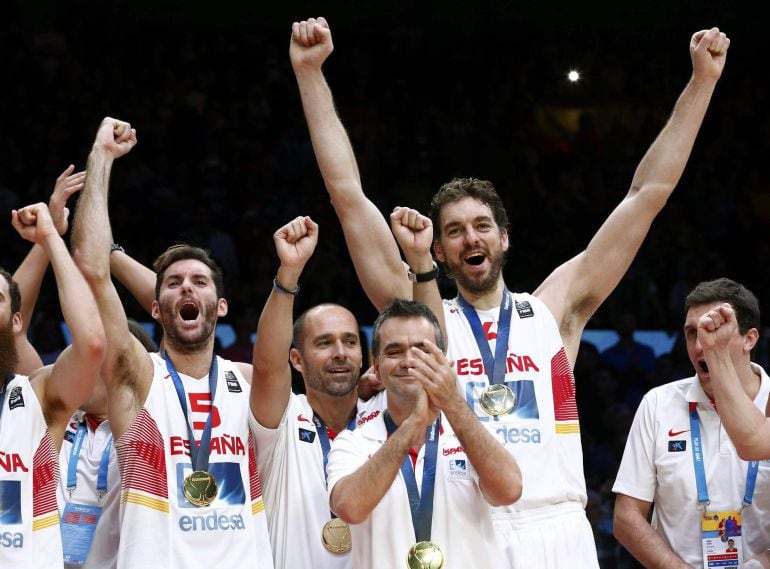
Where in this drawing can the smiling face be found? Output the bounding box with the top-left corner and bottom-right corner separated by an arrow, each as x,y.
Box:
374,315 -> 438,403
434,197 -> 509,295
290,305 -> 362,398
151,258 -> 227,352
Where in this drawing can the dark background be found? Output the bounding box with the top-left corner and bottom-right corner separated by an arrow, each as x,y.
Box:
0,2 -> 764,565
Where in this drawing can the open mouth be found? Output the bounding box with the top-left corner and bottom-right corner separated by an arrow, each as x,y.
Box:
179,302 -> 200,321
464,253 -> 486,266
698,360 -> 709,374
327,366 -> 351,375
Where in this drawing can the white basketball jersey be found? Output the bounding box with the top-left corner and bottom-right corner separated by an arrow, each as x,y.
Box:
114,353 -> 273,569
0,374 -> 62,569
444,292 -> 587,512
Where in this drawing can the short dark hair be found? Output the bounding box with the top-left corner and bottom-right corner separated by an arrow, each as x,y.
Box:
292,303 -> 358,349
429,178 -> 509,239
152,244 -> 224,299
685,278 -> 760,335
371,298 -> 445,357
0,269 -> 21,315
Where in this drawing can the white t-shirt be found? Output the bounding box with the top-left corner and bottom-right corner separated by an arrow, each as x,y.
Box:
0,374 -> 62,569
326,412 -> 502,569
613,364 -> 770,567
444,292 -> 586,513
58,412 -> 120,569
114,353 -> 273,569
250,391 -> 384,569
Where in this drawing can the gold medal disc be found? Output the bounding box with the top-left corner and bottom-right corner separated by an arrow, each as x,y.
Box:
407,541 -> 445,569
183,470 -> 218,507
479,384 -> 516,416
321,517 -> 352,554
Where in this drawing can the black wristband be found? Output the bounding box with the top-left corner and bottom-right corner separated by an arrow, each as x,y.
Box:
110,243 -> 125,254
407,261 -> 439,283
273,277 -> 300,296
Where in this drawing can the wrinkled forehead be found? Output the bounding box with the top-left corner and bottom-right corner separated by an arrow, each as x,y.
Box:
378,316 -> 437,349
303,305 -> 359,341
439,197 -> 496,228
160,258 -> 214,282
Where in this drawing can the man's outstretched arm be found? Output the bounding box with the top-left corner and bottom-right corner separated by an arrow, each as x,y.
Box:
291,17 -> 410,311
536,27 -> 731,364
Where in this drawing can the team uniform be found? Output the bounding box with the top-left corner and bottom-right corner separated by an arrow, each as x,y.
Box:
0,374 -> 62,569
57,412 -> 120,569
613,365 -> 770,568
326,411 -> 503,569
250,390 -> 384,569
114,353 -> 273,569
443,292 -> 599,569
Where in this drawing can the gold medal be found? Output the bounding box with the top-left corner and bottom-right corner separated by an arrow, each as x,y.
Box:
407,541 -> 445,569
321,517 -> 352,554
479,384 -> 516,416
183,470 -> 218,507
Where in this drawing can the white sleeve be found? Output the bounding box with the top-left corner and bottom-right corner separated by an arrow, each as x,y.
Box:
612,391 -> 659,503
249,394 -> 292,475
326,429 -> 370,513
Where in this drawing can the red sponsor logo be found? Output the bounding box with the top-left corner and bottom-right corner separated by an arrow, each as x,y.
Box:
297,414 -> 311,423
0,451 -> 29,473
443,446 -> 464,456
668,429 -> 689,437
357,410 -> 381,427
455,354 -> 540,376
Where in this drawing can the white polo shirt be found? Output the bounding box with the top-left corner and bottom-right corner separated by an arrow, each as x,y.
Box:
58,412 -> 120,569
613,364 -> 770,567
250,391 -> 384,569
326,412 -> 503,569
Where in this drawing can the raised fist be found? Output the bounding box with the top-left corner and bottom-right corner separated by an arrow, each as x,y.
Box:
93,117 -> 138,159
290,17 -> 333,71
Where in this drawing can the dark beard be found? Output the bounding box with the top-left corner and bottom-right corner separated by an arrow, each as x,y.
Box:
452,250 -> 507,296
0,319 -> 19,379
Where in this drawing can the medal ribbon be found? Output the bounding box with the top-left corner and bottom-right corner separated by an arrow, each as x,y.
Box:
383,411 -> 440,543
689,402 -> 759,510
457,287 -> 512,385
67,420 -> 113,499
0,373 -> 12,422
164,352 -> 219,473
314,412 -> 357,520
312,413 -> 357,484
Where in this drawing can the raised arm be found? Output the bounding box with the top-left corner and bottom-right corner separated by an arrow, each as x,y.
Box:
12,203 -> 105,446
613,494 -> 693,569
699,303 -> 770,459
109,244 -> 156,314
290,17 -> 410,310
72,117 -> 152,439
391,207 -> 446,336
251,215 -> 318,428
12,165 -> 86,374
409,340 -> 522,505
535,27 -> 731,362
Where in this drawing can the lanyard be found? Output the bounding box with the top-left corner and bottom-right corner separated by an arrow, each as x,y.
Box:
689,402 -> 759,510
67,420 -> 113,499
312,412 -> 357,484
383,411 -> 440,543
164,352 -> 218,472
313,412 -> 357,520
0,374 -> 11,422
457,287 -> 512,385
